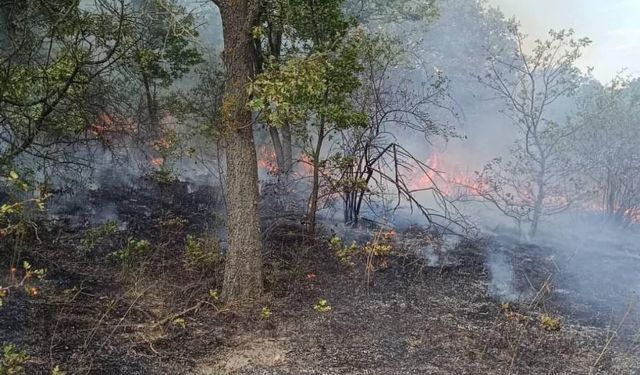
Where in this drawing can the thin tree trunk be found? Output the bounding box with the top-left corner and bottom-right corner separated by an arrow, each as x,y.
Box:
530,167 -> 546,237
307,118 -> 325,237
217,0 -> 263,305
142,73 -> 160,130
281,122 -> 293,175
269,126 -> 285,174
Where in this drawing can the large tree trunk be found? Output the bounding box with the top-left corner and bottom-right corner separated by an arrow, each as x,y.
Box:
217,0 -> 263,305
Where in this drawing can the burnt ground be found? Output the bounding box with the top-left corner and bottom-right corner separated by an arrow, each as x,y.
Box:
1,179 -> 639,374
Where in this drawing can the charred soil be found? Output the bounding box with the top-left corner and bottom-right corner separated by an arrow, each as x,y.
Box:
0,180 -> 638,374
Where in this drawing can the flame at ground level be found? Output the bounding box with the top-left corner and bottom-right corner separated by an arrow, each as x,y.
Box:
407,151 -> 483,197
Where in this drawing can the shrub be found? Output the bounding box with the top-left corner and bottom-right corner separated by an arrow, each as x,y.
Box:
109,238 -> 150,266
330,231 -> 394,267
0,344 -> 29,375
363,239 -> 392,257
0,261 -> 47,307
184,234 -> 223,274
313,299 -> 332,313
329,235 -> 359,266
81,220 -> 118,251
539,314 -> 561,331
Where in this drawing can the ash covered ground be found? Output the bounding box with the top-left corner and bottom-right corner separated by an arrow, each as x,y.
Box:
0,178 -> 639,374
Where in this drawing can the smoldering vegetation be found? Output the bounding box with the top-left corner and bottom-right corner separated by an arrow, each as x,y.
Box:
0,0 -> 639,374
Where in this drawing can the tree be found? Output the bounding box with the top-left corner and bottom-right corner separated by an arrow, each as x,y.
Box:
0,0 -> 132,172
249,2 -> 368,236
210,0 -> 263,304
475,27 -> 590,237
572,76 -> 640,225
250,0 -> 468,235
345,0 -> 438,24
128,0 -> 203,132
252,0 -> 358,177
332,34 -> 460,229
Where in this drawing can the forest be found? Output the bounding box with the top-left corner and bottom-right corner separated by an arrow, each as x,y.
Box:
0,0 -> 639,373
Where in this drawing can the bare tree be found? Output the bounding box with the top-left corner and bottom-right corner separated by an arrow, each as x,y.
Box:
323,35 -> 466,234
476,26 -> 590,237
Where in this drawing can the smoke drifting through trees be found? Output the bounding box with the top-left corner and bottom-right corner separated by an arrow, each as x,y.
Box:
0,0 -> 639,322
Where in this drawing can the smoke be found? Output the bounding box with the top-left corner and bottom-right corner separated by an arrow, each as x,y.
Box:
10,0 -> 637,330
365,0 -> 640,327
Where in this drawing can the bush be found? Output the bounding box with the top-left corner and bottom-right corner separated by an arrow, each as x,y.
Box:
539,314 -> 561,331
329,235 -> 359,266
0,344 -> 29,375
109,238 -> 151,266
184,234 -> 223,274
81,220 -> 118,251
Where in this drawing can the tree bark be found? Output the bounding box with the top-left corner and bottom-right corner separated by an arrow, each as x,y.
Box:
281,122 -> 293,175
306,117 -> 325,237
529,164 -> 546,237
141,73 -> 160,130
269,126 -> 285,173
216,0 -> 263,305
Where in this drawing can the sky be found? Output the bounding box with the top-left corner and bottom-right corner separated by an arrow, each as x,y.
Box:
487,0 -> 640,82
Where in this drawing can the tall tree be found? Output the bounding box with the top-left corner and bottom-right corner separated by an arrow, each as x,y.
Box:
572,76 -> 640,225
249,2 -> 367,236
475,27 -> 590,237
129,0 -> 203,132
0,0 -> 131,171
252,0 -> 359,177
210,0 -> 263,304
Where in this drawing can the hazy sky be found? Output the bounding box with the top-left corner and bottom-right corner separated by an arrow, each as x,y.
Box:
487,0 -> 640,82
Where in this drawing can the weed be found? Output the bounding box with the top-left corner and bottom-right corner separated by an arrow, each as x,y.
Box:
313,299 -> 332,313
159,216 -> 187,235
81,220 -> 118,251
109,238 -> 150,266
329,235 -> 358,266
184,234 -> 223,274
148,168 -> 177,184
539,314 -> 561,331
500,302 -> 530,323
0,344 -> 29,375
260,306 -> 272,319
172,318 -> 187,328
209,289 -> 220,301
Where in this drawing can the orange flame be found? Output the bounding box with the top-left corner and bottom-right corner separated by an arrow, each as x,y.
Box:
89,113 -> 135,136
408,151 -> 483,197
257,145 -> 279,175
150,157 -> 165,167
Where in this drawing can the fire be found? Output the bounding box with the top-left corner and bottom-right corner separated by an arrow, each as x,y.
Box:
153,138 -> 172,151
408,151 -> 483,197
298,153 -> 314,176
89,113 -> 135,137
257,145 -> 279,174
150,157 -> 165,167
256,145 -> 314,177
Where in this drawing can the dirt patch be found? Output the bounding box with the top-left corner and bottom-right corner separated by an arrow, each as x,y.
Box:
194,336 -> 289,374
